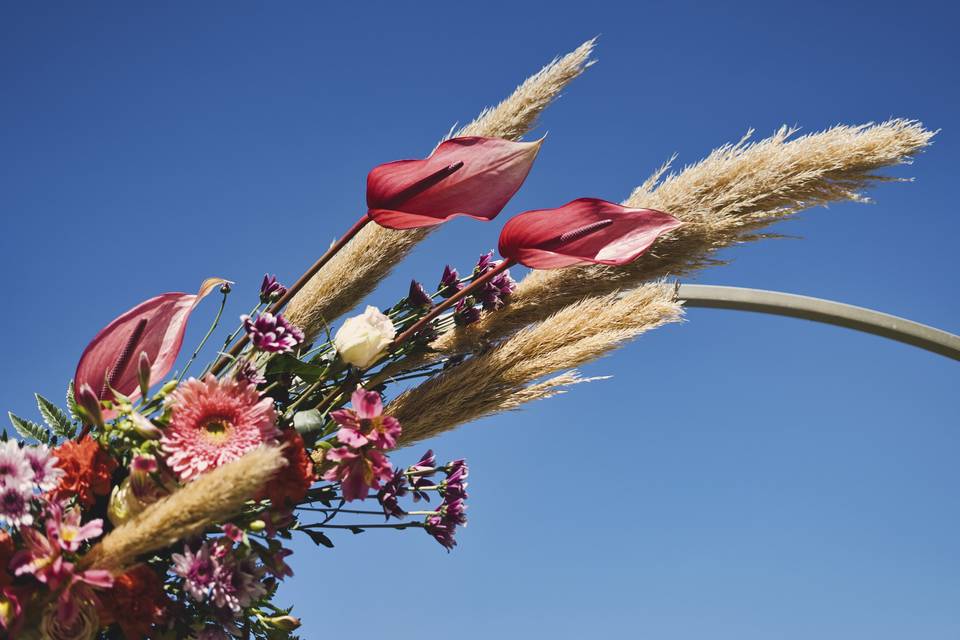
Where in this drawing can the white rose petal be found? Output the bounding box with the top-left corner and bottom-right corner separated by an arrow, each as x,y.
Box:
333,306 -> 396,369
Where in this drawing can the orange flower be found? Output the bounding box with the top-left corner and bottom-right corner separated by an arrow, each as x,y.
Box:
52,436 -> 117,508
97,565 -> 169,638
258,429 -> 314,510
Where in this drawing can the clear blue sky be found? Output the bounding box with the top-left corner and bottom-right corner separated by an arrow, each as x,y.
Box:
2,2 -> 958,638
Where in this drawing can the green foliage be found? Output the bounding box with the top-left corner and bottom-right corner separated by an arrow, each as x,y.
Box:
66,381 -> 82,423
36,393 -> 76,439
266,354 -> 328,383
302,529 -> 335,548
8,411 -> 51,445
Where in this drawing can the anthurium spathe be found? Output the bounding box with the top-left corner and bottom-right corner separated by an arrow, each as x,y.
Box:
498,197 -> 683,269
393,198 -> 681,346
74,278 -> 228,418
366,136 -> 543,230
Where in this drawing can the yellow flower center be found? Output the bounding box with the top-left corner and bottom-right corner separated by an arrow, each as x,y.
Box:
202,418 -> 233,444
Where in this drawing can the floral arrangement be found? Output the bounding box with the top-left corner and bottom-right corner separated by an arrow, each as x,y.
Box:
0,38 -> 933,639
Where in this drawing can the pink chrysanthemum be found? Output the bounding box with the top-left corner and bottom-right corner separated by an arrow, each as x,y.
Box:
162,375 -> 279,482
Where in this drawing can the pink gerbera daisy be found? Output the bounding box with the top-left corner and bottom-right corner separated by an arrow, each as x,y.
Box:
161,375 -> 279,482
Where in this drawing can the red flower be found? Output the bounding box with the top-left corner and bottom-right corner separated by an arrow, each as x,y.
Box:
498,198 -> 683,268
74,278 -> 229,419
52,437 -> 117,508
258,429 -> 315,510
0,532 -> 13,588
366,136 -> 542,229
97,565 -> 169,639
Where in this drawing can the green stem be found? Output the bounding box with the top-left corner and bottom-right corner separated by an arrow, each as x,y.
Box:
179,290 -> 228,382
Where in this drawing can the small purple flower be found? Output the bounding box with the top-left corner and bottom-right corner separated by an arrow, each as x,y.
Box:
407,280 -> 433,308
446,458 -> 468,478
234,361 -> 267,386
172,542 -> 220,602
473,251 -> 495,275
212,554 -> 267,613
377,469 -> 408,520
441,497 -> 468,527
0,441 -> 33,491
260,274 -> 288,304
408,449 -> 437,503
479,269 -> 517,310
0,485 -> 33,528
437,265 -> 463,298
425,514 -> 458,551
453,298 -> 481,326
242,312 -> 305,353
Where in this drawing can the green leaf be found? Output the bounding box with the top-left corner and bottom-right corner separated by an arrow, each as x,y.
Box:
302,529 -> 335,548
36,394 -> 75,439
8,412 -> 50,444
66,381 -> 82,423
265,354 -> 328,382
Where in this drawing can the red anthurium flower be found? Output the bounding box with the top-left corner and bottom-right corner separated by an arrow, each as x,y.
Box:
74,278 -> 229,419
498,197 -> 683,269
366,136 -> 542,230
393,199 -> 681,347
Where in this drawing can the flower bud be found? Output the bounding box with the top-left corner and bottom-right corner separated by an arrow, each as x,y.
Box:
137,351 -> 152,399
249,519 -> 266,532
76,383 -> 104,428
158,379 -> 179,397
130,412 -> 162,439
264,615 -> 301,631
333,306 -> 396,369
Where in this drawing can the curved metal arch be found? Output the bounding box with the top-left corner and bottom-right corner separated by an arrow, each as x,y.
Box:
674,284 -> 960,361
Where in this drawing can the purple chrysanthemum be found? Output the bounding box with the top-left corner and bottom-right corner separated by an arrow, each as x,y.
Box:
242,312 -> 305,354
479,269 -> 516,310
0,440 -> 33,491
23,443 -> 63,493
0,485 -> 33,528
473,250 -> 495,275
407,280 -> 433,308
453,298 -> 481,326
234,361 -> 266,386
174,541 -> 267,614
259,274 -> 288,304
211,554 -> 267,614
172,542 -> 221,602
425,514 -> 458,551
377,469 -> 408,520
408,449 -> 437,503
437,265 -> 462,298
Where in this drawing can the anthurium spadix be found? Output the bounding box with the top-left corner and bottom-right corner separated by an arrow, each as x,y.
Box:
366,136 -> 543,230
393,199 -> 682,347
498,197 -> 683,268
74,278 -> 229,419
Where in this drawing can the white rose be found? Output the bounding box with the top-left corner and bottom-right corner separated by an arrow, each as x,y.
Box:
333,305 -> 396,369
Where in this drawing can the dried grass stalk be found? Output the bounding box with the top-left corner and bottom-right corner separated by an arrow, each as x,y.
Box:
452,38 -> 597,140
81,446 -> 286,573
391,283 -> 681,444
434,119 -> 934,354
285,39 -> 598,342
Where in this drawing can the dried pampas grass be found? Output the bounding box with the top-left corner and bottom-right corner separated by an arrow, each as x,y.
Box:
81,446 -> 286,573
451,38 -> 597,141
434,119 -> 934,354
285,39 -> 597,342
391,283 -> 681,444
